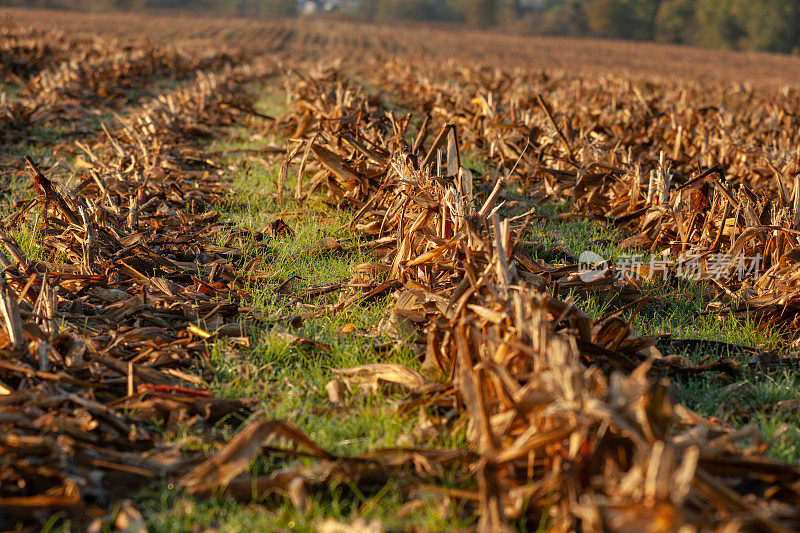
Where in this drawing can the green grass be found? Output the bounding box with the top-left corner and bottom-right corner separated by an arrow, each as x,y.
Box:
0,124 -> 76,265
140,480 -> 474,533
1,83 -> 24,102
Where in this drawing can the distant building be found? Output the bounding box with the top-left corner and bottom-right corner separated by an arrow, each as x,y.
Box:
299,1 -> 318,15
298,0 -> 360,15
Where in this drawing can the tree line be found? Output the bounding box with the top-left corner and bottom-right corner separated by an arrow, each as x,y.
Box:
4,0 -> 800,54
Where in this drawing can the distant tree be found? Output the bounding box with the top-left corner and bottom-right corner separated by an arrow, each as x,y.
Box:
655,0 -> 697,44
496,0 -> 519,28
586,0 -> 644,40
257,0 -> 297,16
525,0 -> 587,36
464,0 -> 496,28
357,0 -> 379,19
694,0 -> 742,49
374,0 -> 457,22
730,0 -> 800,53
562,1 -> 590,35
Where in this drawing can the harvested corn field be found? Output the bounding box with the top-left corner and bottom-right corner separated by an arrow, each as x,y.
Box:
3,7 -> 800,532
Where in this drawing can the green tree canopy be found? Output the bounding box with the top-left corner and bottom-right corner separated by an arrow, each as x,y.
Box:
731,0 -> 800,53
655,0 -> 697,44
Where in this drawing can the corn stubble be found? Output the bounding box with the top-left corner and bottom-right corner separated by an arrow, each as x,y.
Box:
2,17 -> 800,533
